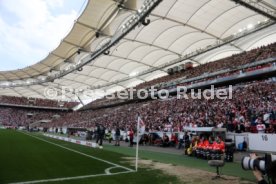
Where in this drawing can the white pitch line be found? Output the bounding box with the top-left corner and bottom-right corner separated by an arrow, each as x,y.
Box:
9,170 -> 133,184
20,131 -> 134,172
105,166 -> 119,175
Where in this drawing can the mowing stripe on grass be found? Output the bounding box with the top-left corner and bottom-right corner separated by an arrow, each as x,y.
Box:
20,131 -> 134,172
9,170 -> 133,184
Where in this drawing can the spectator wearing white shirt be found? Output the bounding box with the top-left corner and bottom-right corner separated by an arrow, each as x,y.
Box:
263,111 -> 271,128
256,121 -> 266,133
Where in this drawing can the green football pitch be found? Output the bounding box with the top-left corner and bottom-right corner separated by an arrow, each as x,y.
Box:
0,129 -> 255,184
0,129 -> 180,184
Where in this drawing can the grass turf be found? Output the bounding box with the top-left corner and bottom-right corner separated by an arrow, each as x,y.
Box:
45,132 -> 255,182
0,129 -> 180,184
103,144 -> 255,181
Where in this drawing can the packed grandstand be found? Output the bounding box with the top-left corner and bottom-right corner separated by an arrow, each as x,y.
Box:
1,43 -> 275,133
1,0 -> 276,184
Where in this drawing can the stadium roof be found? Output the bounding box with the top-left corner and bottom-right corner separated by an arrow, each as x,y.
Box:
0,0 -> 276,102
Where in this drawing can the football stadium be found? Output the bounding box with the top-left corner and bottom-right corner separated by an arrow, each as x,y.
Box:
0,0 -> 276,184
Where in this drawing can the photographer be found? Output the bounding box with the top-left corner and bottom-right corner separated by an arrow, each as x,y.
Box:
250,153 -> 276,184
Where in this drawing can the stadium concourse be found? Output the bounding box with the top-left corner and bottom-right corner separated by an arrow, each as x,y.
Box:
1,0 -> 276,184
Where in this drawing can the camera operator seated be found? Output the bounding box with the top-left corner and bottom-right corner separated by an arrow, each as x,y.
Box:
250,153 -> 276,184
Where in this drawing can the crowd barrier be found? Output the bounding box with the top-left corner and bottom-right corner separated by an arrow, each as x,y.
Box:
46,127 -> 276,153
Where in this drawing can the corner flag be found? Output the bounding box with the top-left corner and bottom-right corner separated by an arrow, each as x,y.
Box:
138,115 -> 145,134
135,114 -> 145,171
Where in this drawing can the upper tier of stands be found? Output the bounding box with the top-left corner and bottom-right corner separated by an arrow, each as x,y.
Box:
136,42 -> 276,90
83,42 -> 276,109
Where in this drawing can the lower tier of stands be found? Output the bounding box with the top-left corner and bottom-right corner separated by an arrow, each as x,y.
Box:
1,79 -> 275,135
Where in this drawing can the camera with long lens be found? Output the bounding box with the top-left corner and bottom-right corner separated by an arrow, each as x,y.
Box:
241,153 -> 276,174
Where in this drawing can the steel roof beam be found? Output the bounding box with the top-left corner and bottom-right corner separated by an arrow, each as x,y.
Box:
230,0 -> 276,21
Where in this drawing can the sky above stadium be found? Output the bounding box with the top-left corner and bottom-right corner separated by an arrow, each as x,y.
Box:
0,0 -> 87,71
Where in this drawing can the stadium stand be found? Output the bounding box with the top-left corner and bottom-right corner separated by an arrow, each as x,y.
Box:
2,79 -> 275,135
45,79 -> 276,133
0,107 -> 66,127
1,43 -> 275,133
0,96 -> 79,109
134,42 -> 276,90
1,1 -> 276,183
82,43 -> 276,109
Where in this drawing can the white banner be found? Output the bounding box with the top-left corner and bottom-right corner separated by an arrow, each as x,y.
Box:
44,134 -> 98,148
248,133 -> 276,152
183,127 -> 213,132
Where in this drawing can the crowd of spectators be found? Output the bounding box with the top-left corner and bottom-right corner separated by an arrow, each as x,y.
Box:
1,43 -> 275,134
135,42 -> 276,90
0,107 -> 66,127
84,59 -> 275,110
0,96 -> 79,109
84,42 -> 276,109
174,62 -> 274,88
44,79 -> 276,134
